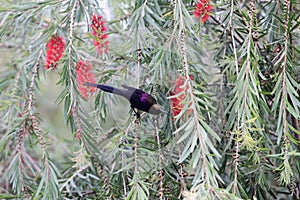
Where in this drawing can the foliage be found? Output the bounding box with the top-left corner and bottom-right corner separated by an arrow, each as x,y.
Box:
0,0 -> 300,199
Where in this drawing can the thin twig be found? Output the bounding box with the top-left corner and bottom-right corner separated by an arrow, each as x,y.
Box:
133,119 -> 140,174
28,51 -> 42,116
230,0 -> 240,194
177,0 -> 210,188
155,119 -> 164,199
68,0 -> 78,89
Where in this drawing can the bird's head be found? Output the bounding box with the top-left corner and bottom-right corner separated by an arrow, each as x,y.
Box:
149,104 -> 167,115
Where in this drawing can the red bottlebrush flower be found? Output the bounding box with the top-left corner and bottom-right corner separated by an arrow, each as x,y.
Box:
170,77 -> 185,117
170,75 -> 193,117
45,35 -> 65,70
75,60 -> 97,98
91,15 -> 108,54
194,0 -> 213,23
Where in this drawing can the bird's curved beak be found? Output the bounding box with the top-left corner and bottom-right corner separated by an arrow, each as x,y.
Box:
160,109 -> 167,114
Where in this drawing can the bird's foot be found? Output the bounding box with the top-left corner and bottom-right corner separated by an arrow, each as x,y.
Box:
131,107 -> 141,119
134,111 -> 140,119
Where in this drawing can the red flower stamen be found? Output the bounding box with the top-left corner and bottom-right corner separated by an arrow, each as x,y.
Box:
170,75 -> 193,117
45,35 -> 65,70
194,0 -> 213,23
75,60 -> 97,98
91,15 -> 109,55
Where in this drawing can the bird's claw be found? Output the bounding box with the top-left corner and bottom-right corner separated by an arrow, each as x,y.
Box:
131,106 -> 141,119
134,113 -> 140,119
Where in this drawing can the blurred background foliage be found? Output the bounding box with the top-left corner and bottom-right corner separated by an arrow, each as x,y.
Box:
0,0 -> 300,199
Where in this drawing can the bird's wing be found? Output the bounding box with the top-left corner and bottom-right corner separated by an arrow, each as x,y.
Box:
139,91 -> 157,105
122,84 -> 157,106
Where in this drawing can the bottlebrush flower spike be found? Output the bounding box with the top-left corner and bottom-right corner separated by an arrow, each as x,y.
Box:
170,77 -> 185,117
170,75 -> 193,117
91,15 -> 108,55
45,35 -> 65,70
76,61 -> 97,98
194,0 -> 213,23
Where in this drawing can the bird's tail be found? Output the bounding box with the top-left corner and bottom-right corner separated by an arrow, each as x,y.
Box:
84,82 -> 125,96
84,82 -> 117,93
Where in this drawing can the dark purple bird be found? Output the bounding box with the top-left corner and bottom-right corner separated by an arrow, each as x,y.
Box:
84,82 -> 166,116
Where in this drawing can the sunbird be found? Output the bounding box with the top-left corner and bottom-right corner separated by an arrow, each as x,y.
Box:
84,82 -> 166,116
